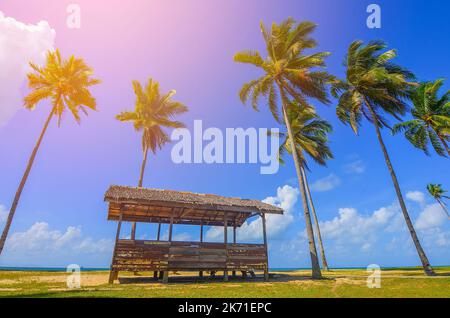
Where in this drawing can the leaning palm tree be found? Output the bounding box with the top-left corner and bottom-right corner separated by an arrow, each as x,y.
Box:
0,49 -> 100,256
234,18 -> 334,279
427,184 -> 450,219
116,78 -> 188,239
331,40 -> 435,276
271,104 -> 333,270
393,79 -> 450,157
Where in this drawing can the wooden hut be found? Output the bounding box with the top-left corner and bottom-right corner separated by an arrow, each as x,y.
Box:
105,185 -> 283,283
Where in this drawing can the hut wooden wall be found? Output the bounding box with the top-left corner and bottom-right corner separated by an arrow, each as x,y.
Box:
111,239 -> 267,272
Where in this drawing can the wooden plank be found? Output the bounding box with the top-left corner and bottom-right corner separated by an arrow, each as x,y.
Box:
110,239 -> 268,273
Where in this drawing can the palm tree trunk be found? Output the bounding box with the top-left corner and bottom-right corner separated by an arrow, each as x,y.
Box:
301,166 -> 329,271
0,107 -> 55,256
436,199 -> 450,219
138,146 -> 149,188
365,99 -> 435,276
131,146 -> 149,240
278,86 -> 322,279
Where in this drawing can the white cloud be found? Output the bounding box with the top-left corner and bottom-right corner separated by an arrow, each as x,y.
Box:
282,204 -> 399,255
415,203 -> 447,230
173,232 -> 192,241
281,201 -> 395,256
0,11 -> 55,126
7,222 -> 81,251
419,228 -> 450,248
160,230 -> 191,241
0,205 -> 7,224
310,174 -> 341,192
206,185 -> 299,242
433,229 -> 450,247
406,191 -> 425,204
319,204 -> 397,251
75,238 -> 113,254
343,160 -> 365,174
280,196 -> 450,266
1,221 -> 113,266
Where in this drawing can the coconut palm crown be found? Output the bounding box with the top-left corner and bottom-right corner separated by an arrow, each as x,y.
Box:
427,183 -> 450,218
331,40 -> 415,132
393,79 -> 450,156
234,18 -> 333,122
116,79 -> 188,155
25,49 -> 101,125
273,102 -> 333,168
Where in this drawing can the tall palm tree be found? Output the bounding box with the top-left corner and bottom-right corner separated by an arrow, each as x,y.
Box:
331,40 -> 435,276
427,184 -> 450,219
234,18 -> 334,279
393,79 -> 449,157
116,78 -> 188,239
0,49 -> 100,256
271,104 -> 333,270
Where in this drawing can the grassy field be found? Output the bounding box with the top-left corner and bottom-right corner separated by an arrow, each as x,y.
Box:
0,267 -> 449,298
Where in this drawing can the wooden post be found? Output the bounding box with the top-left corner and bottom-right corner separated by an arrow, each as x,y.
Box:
162,271 -> 169,284
157,223 -> 161,240
163,213 -> 174,284
168,215 -> 174,242
131,222 -> 136,240
154,222 -> 161,279
261,213 -> 269,281
200,223 -> 204,242
199,223 -> 204,278
108,213 -> 123,284
232,223 -> 236,277
224,212 -> 228,282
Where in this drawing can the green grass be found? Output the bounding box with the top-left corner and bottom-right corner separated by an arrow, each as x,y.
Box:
0,267 -> 449,298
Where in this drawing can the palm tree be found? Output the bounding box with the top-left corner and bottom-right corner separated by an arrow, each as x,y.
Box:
393,79 -> 450,157
271,104 -> 333,270
427,184 -> 450,219
234,18 -> 334,279
116,78 -> 188,239
0,49 -> 100,256
331,40 -> 435,276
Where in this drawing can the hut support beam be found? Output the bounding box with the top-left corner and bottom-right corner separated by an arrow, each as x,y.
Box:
131,222 -> 136,240
168,214 -> 174,242
157,223 -> 161,240
262,213 -> 269,281
154,222 -> 162,279
163,213 -> 174,283
224,212 -> 228,282
108,213 -> 123,284
199,223 -> 204,278
232,223 -> 236,277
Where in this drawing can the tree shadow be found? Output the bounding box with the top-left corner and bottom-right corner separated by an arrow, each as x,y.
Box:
116,272 -> 331,285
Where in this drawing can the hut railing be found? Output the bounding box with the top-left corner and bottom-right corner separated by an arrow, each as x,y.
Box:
111,239 -> 267,272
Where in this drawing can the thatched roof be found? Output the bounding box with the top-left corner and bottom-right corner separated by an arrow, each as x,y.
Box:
105,185 -> 283,214
104,185 -> 283,226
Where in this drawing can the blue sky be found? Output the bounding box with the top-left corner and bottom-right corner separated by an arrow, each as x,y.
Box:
0,0 -> 449,269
